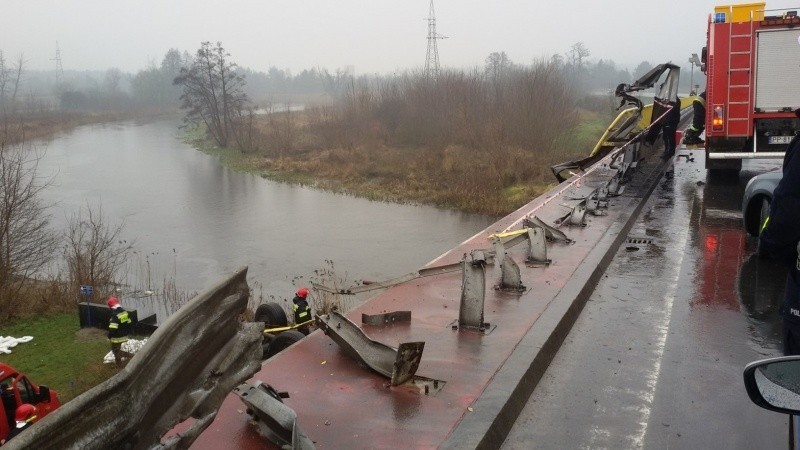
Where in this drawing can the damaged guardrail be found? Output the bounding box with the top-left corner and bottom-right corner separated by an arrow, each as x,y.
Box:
316,311 -> 424,386
234,381 -> 315,450
5,267 -> 263,450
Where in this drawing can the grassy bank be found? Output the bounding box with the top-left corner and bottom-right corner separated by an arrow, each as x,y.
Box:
0,314 -> 119,403
186,63 -> 618,216
188,107 -> 613,217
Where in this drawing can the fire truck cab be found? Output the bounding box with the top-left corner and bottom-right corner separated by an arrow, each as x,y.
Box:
702,2 -> 800,172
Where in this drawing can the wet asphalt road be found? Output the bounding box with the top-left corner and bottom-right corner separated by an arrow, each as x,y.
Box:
503,151 -> 789,449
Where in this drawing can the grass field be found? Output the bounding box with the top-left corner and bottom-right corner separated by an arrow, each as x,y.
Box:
0,314 -> 120,402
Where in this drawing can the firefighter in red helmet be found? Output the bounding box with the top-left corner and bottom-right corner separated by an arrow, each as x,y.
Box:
293,287 -> 312,334
7,403 -> 38,441
107,296 -> 133,366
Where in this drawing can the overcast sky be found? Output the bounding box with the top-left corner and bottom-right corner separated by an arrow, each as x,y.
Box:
3,0 -> 798,75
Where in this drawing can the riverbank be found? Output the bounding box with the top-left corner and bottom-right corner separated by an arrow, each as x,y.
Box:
188,109 -> 611,217
1,108 -> 179,146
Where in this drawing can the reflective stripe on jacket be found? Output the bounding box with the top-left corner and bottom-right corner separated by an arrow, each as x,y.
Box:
292,296 -> 311,324
108,308 -> 132,342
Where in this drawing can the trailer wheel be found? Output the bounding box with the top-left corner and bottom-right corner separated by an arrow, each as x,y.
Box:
264,330 -> 305,359
261,339 -> 272,360
254,302 -> 288,328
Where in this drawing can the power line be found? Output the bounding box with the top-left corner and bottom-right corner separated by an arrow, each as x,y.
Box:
51,41 -> 64,86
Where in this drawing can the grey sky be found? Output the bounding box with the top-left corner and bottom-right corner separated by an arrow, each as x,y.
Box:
3,0 -> 798,75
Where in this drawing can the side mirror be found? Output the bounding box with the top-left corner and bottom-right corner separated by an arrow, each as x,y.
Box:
744,356 -> 800,415
38,385 -> 51,403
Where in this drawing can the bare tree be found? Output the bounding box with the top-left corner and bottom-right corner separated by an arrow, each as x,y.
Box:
568,42 -> 590,69
0,52 -> 25,136
174,41 -> 250,149
484,51 -> 512,82
0,143 -> 58,320
103,68 -> 123,95
64,204 -> 132,297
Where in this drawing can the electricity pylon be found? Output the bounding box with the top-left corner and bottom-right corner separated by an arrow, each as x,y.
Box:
424,0 -> 447,79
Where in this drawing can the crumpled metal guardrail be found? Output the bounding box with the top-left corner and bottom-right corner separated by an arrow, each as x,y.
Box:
316,311 -> 424,386
234,381 -> 316,450
6,267 -> 262,450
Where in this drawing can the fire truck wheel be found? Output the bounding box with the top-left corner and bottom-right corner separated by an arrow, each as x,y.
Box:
264,330 -> 305,359
254,302 -> 288,328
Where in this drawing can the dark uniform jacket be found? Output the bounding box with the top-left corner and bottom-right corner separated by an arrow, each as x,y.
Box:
292,296 -> 311,325
108,307 -> 133,343
760,134 -> 800,323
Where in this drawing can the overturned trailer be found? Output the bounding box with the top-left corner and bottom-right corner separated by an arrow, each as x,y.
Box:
551,62 -> 688,183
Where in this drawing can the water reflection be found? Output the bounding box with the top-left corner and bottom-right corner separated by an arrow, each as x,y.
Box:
738,254 -> 787,349
35,119 -> 493,321
689,159 -> 786,350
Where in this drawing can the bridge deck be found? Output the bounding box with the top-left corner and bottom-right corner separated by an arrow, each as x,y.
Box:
191,143 -> 670,449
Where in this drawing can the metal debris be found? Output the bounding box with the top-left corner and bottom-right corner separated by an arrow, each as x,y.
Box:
234,381 -> 315,450
316,311 -> 424,386
523,216 -> 573,243
362,311 -> 412,326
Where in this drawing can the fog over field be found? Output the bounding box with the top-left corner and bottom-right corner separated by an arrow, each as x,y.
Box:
4,0 -> 796,75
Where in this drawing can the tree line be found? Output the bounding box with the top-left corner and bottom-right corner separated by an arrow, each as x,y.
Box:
2,40 -> 706,120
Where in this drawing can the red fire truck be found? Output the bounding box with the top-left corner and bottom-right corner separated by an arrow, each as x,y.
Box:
702,2 -> 800,172
0,363 -> 60,445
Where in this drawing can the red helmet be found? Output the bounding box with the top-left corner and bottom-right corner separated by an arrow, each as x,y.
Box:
107,296 -> 120,308
296,287 -> 309,299
15,404 -> 37,428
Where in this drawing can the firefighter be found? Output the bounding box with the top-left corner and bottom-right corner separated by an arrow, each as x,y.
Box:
292,287 -> 313,334
759,108 -> 800,355
7,404 -> 38,441
683,91 -> 706,145
107,296 -> 133,366
661,97 -> 682,178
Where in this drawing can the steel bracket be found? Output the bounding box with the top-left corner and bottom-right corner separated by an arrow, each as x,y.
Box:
526,227 -> 551,266
458,254 -> 487,331
497,253 -> 526,292
607,174 -> 626,196
523,215 -> 573,243
234,381 -> 315,450
568,203 -> 587,227
316,311 -> 424,385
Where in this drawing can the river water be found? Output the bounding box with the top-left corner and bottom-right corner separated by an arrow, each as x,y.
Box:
35,118 -> 493,322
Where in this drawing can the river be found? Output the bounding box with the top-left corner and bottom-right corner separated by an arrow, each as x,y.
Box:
34,118 -> 493,322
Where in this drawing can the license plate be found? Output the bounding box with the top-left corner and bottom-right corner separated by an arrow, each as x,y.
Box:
768,135 -> 793,144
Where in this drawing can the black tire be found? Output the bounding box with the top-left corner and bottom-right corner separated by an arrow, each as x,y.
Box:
756,197 -> 771,258
254,302 -> 288,328
264,330 -> 305,359
261,340 -> 272,360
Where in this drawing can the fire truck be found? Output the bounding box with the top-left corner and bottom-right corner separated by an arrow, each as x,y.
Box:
701,2 -> 800,172
0,363 -> 60,445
